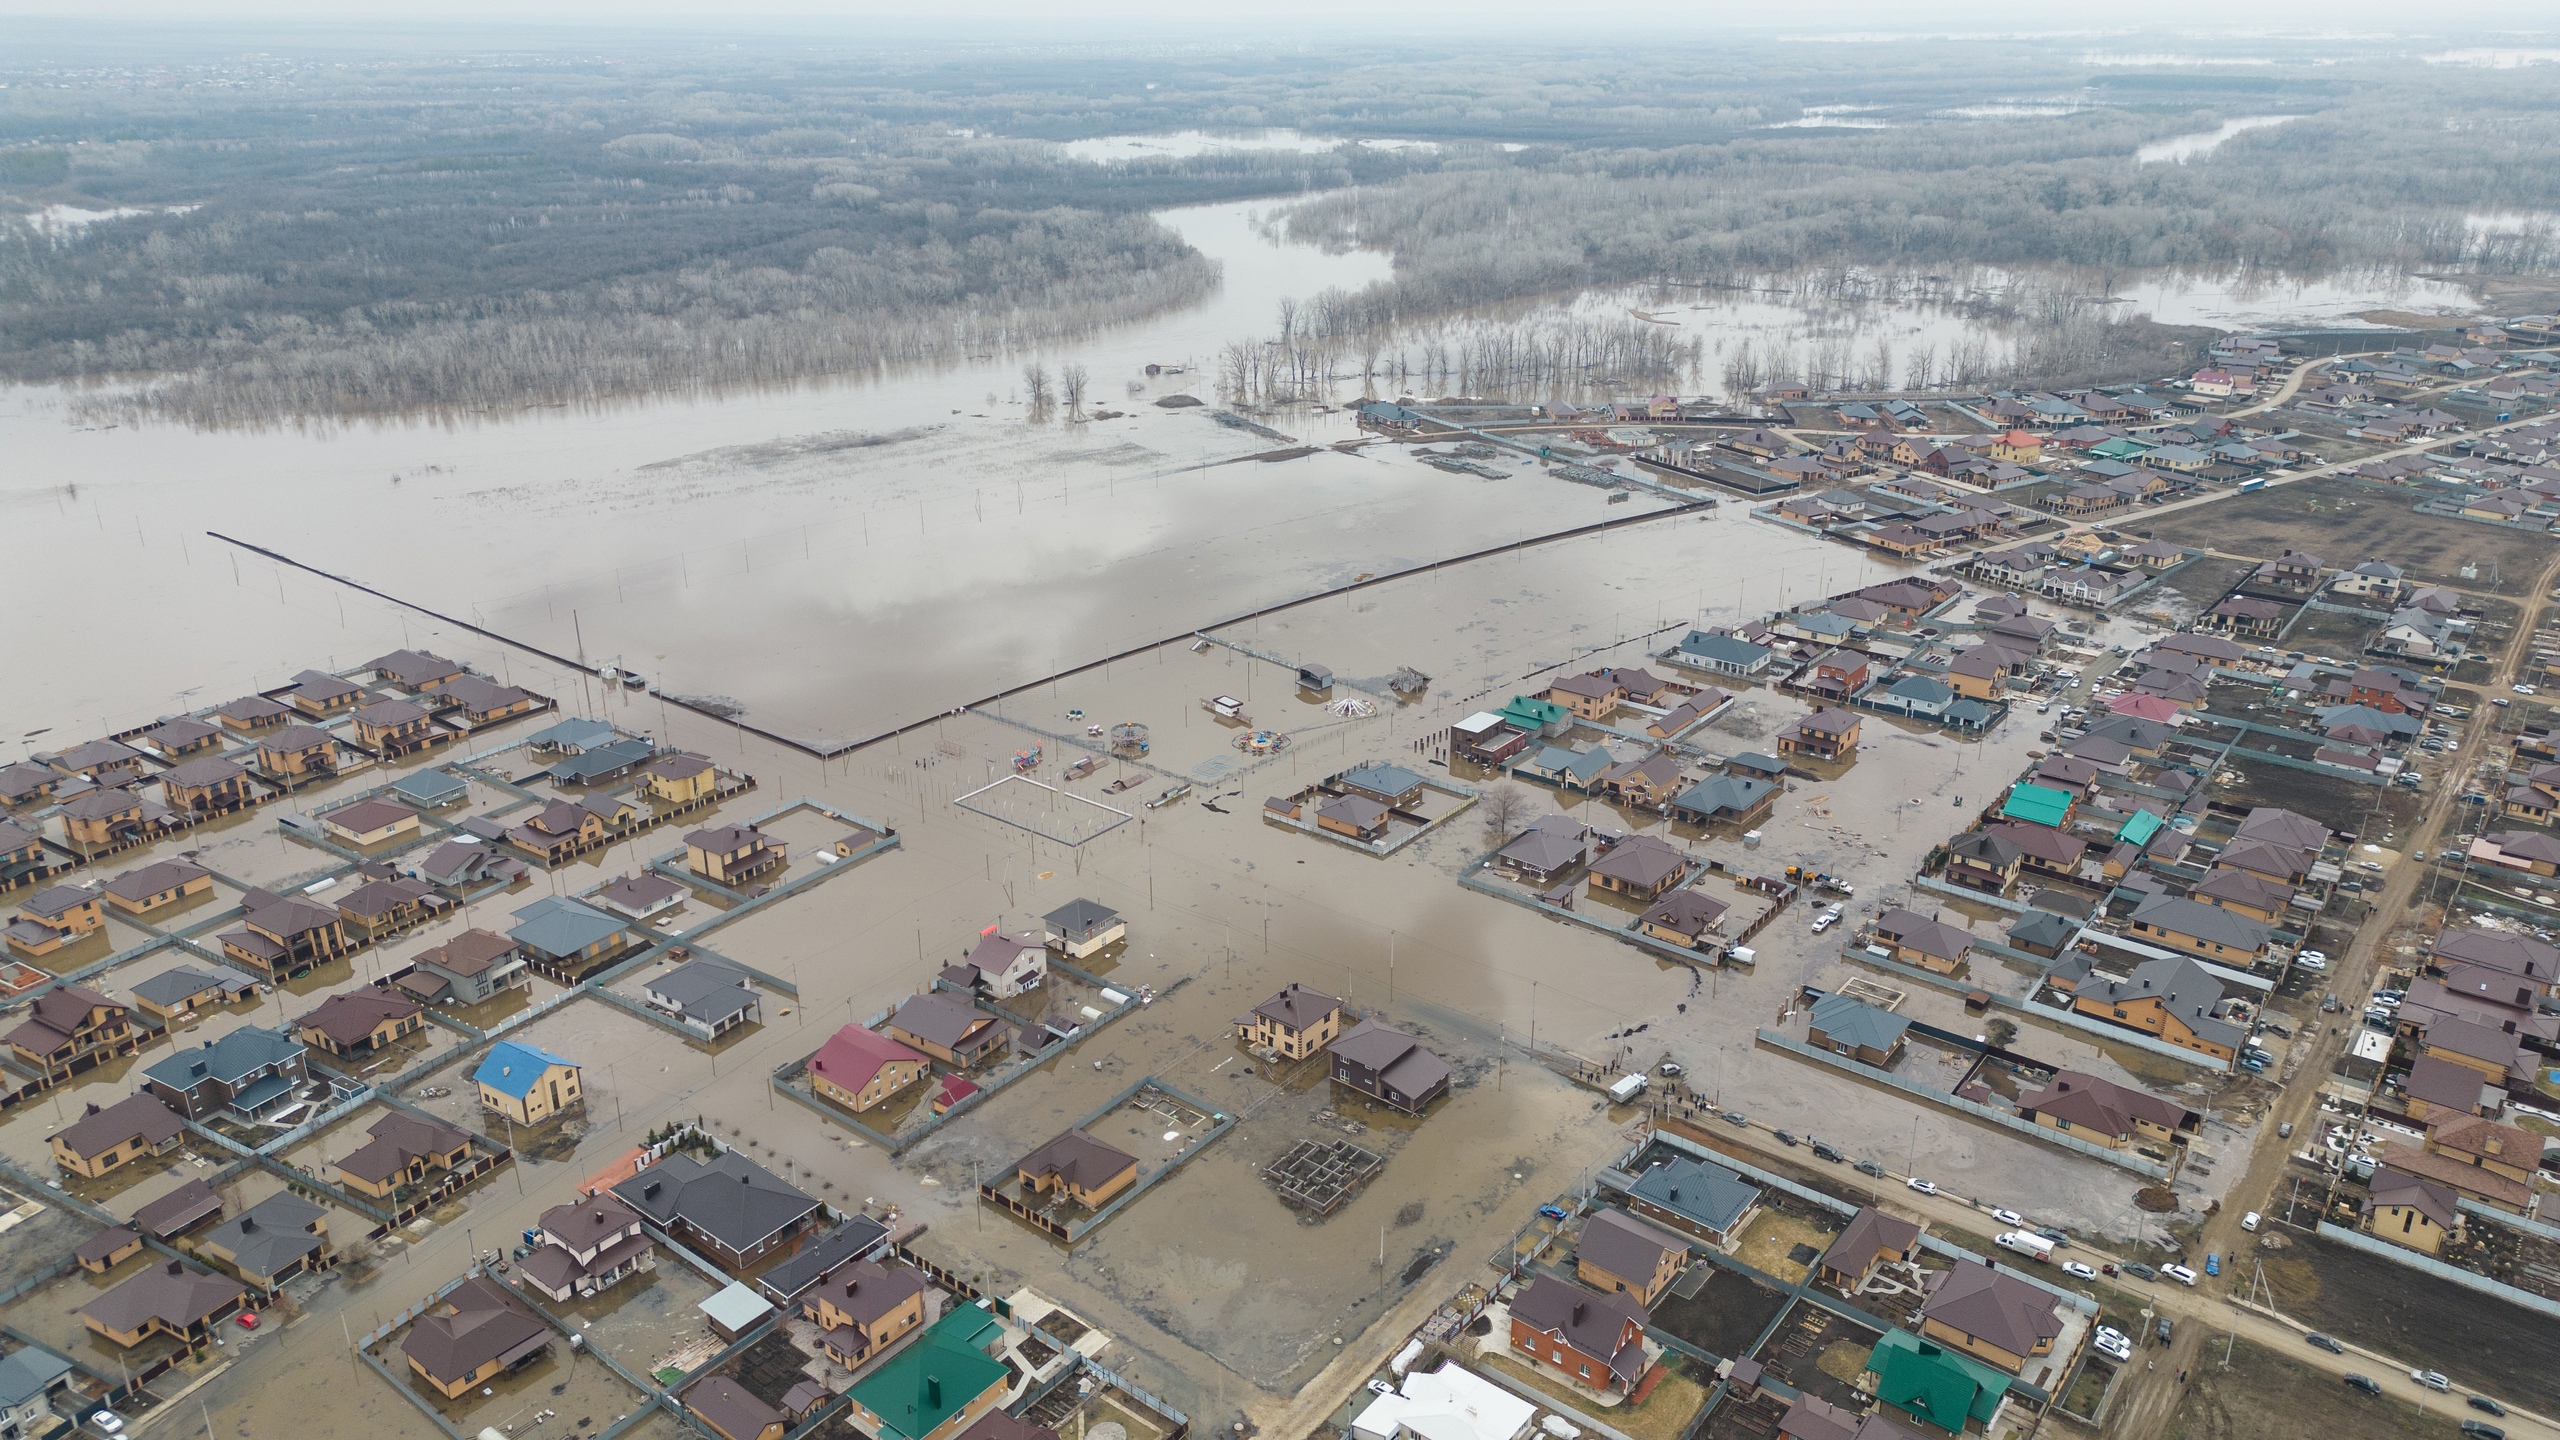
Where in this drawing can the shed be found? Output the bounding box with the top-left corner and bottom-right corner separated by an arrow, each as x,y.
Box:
699,1281 -> 776,1341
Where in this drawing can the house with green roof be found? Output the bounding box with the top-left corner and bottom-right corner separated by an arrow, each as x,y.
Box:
1500,696 -> 1572,738
2115,809 -> 2163,846
1870,1327 -> 2010,1433
844,1305 -> 1010,1440
1998,783 -> 2074,829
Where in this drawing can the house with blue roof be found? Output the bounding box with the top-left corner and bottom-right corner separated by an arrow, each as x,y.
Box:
473,1040 -> 582,1126
143,1025 -> 310,1123
1618,1154 -> 1761,1245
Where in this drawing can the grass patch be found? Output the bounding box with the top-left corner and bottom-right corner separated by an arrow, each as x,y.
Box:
1732,1206 -> 1839,1286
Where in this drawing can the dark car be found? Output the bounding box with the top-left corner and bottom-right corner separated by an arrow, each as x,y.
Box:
2469,1397 -> 2507,1417
1855,1159 -> 1888,1178
2120,1263 -> 2157,1281
1812,1142 -> 1844,1162
2459,1423 -> 2505,1440
2155,1317 -> 2172,1344
1774,1131 -> 1800,1146
2344,1375 -> 2383,1397
2307,1333 -> 2346,1355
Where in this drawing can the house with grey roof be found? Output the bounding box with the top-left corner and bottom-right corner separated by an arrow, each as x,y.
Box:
1807,994 -> 1911,1066
2071,955 -> 2246,1063
1618,1154 -> 1760,1245
142,1026 -> 310,1122
0,1343 -> 75,1437
197,1191 -> 329,1290
508,895 -> 629,977
614,1149 -> 821,1272
1671,631 -> 1775,677
2127,893 -> 2269,966
645,961 -> 762,1040
130,964 -> 256,1019
1669,774 -> 1775,827
1327,1019 -> 1451,1115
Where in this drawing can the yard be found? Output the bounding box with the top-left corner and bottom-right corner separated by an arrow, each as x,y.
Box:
1472,1352 -> 1708,1440
2257,1231 -> 2560,1412
2164,1337 -> 2429,1440
1731,1202 -> 1842,1287
1649,1265 -> 1790,1362
2144,475 -> 2557,597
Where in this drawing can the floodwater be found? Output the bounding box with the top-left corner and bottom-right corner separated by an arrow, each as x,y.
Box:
1056,130 -> 1441,162
2135,115 -> 2299,165
2110,267 -> 2480,329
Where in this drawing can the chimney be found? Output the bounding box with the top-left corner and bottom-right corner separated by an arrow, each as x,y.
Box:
240,1217 -> 257,1232
927,1377 -> 942,1408
1570,1302 -> 1586,1327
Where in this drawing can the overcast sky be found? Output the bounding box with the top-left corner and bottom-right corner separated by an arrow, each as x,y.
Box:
4,0 -> 2557,34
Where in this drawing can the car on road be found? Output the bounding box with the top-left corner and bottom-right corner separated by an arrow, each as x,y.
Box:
2413,1370 -> 2451,1392
2120,1262 -> 2156,1281
2204,1252 -> 2220,1276
2242,1212 -> 2260,1232
1906,1177 -> 1938,1196
2156,1317 -> 2173,1344
2493,697 -> 2512,707
2344,1375 -> 2383,1398
1774,1130 -> 1800,1146
2162,1263 -> 2199,1286
1367,1380 -> 1394,1396
2469,1397 -> 2508,1417
1811,908 -> 1843,933
1990,1208 -> 2025,1226
2062,1261 -> 2097,1281
1855,1159 -> 1888,1178
2034,1225 -> 2071,1247
1812,1141 -> 1845,1163
1722,1111 -> 1748,1127
2514,684 -> 2539,696
2460,1423 -> 2506,1440
2307,1333 -> 2346,1354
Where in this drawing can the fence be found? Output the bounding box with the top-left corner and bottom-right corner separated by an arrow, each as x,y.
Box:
2315,1222 -> 2560,1320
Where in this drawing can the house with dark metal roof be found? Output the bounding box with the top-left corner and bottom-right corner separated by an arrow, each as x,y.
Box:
142,1025 -> 310,1122
1585,835 -> 1689,903
1776,708 -> 1861,761
6,981 -> 133,1078
1671,631 -> 1776,677
198,1191 -> 328,1290
437,675 -> 542,726
1328,1019 -> 1451,1115
684,823 -> 788,887
802,1257 -> 929,1366
1506,1274 -> 1650,1393
1806,994 -> 1910,1066
403,1275 -> 551,1398
2016,1072 -> 2197,1151
132,1179 -> 224,1240
507,895 -> 628,977
2070,955 -> 2245,1063
1919,1260 -> 2065,1374
82,1258 -> 248,1349
295,990 -> 424,1057
614,1149 -> 822,1270
1636,890 -> 1730,951
1871,908 -> 1975,975
369,649 -> 465,693
1496,826 -> 1586,881
645,961 -> 762,1040
218,889 -> 351,980
2127,893 -> 2268,966
884,991 -> 1006,1067
1815,1207 -> 1922,1295
756,1215 -> 892,1309
2363,1168 -> 2463,1255
1041,898 -> 1125,959
137,716 -> 223,760
521,1192 -> 655,1303
1238,983 -> 1344,1058
1574,1209 -> 1691,1305
688,1376 -> 787,1440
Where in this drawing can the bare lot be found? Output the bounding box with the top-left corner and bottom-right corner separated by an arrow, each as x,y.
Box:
2146,476 -> 2553,595
2165,1337 -> 2429,1440
2260,1230 -> 2560,1412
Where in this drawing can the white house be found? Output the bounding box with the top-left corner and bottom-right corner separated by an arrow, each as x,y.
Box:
2332,561 -> 2407,603
1350,1362 -> 1534,1440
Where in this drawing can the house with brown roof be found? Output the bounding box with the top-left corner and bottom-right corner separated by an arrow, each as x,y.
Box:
352,698 -> 439,756
685,823 -> 789,887
50,1094 -> 186,1179
7,884 -> 105,958
219,889 -> 352,980
162,755 -> 255,816
2186,867 -> 2293,925
1238,983 -> 1345,1058
2417,1115 -> 2539,1206
61,788 -> 151,852
1014,1130 -> 1139,1209
1507,1275 -> 1650,1394
2400,1053 -> 2503,1122
1328,1019 -> 1452,1115
2069,956 -> 2245,1063
6,982 -> 134,1081
2016,1072 -> 2197,1152
214,695 -> 292,734
438,675 -> 543,727
1586,835 -> 1689,903
520,1192 -> 655,1303
688,1377 -> 787,1440
279,669 -> 362,717
1918,1260 -> 2064,1375
336,876 -> 441,938
2363,1169 -> 2462,1256
82,1259 -> 249,1348
334,1110 -> 476,1201
1944,829 -> 2023,894
641,751 -> 723,805
369,649 -> 465,693
1599,751 -> 1686,810
508,798 -> 629,866
403,1276 -> 551,1398
398,928 -> 529,1006
807,1024 -> 930,1112
78,1225 -> 146,1273
295,991 -> 425,1058
131,1179 -> 223,1241
255,725 -> 338,782
883,991 -> 1006,1068
1542,672 -> 1626,722
1575,1209 -> 1691,1305
102,860 -> 215,917
1872,909 -> 1974,975
1637,889 -> 1730,950
2204,597 -> 2285,638
1777,708 -> 1861,761
1814,1208 -> 1922,1296
321,799 -> 420,848
804,1257 -> 928,1365
2418,1016 -> 2527,1085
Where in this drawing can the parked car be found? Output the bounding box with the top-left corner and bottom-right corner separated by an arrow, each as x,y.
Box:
2062,1261 -> 2097,1281
2296,949 -> 2327,966
90,1414 -> 124,1438
1990,1208 -> 2025,1226
2242,1212 -> 2260,1232
236,1311 -> 259,1330
2413,1370 -> 2451,1392
2119,1262 -> 2156,1281
1855,1159 -> 1888,1178
2514,684 -> 2538,696
1811,909 -> 1841,934
1538,1204 -> 1570,1223
2155,1317 -> 2173,1344
1906,1177 -> 1938,1196
2459,1423 -> 2506,1440
2468,1397 -> 2507,1417
1812,1141 -> 1845,1163
2093,1330 -> 2132,1362
2344,1374 -> 2383,1397
2307,1332 -> 2346,1354
2204,1252 -> 2220,1276
2163,1263 -> 2200,1286
1722,1111 -> 1748,1127
1774,1130 -> 1800,1146
1367,1379 -> 1394,1396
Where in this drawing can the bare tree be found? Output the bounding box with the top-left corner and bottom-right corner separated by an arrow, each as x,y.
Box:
1022,362 -> 1052,419
1125,377 -> 1144,398
1479,784 -> 1530,839
1061,362 -> 1089,419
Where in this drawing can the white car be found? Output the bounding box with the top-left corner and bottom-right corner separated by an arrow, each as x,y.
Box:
2515,684 -> 2540,697
1906,1177 -> 1939,1196
2411,1369 -> 2451,1392
1990,1208 -> 2025,1227
2093,1330 -> 2133,1362
2062,1261 -> 2098,1281
2242,1211 -> 2260,1232
2296,953 -> 2328,972
2162,1263 -> 2200,1286
1811,908 -> 1842,934
91,1414 -> 124,1437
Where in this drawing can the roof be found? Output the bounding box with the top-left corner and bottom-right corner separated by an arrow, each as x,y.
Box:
2084,957 -> 2243,1048
887,991 -> 996,1050
1673,774 -> 1773,817
1507,1275 -> 1648,1383
2235,806 -> 2329,852
55,1094 -> 184,1160
2018,1071 -> 2194,1137
104,860 -> 210,902
2428,1113 -> 2539,1169
1017,1129 -> 1139,1191
2000,783 -> 2073,828
614,1150 -> 821,1255
1808,993 -> 1913,1054
846,1306 -> 1009,1440
1875,908 -> 1974,963
1498,828 -> 1586,873
0,1346 -> 73,1411
508,895 -> 625,958
403,1275 -> 547,1385
1328,1018 -> 1453,1100
1872,1329 -> 2009,1430
298,990 -> 422,1047
1577,1207 -> 1690,1282
527,717 -> 618,750
2008,910 -> 2079,950
649,961 -> 759,1025
1320,793 -> 1391,830
142,1025 -> 305,1093
593,872 -> 686,915
203,1192 -> 326,1277
474,1040 -> 577,1098
1921,1259 -> 2062,1357
1250,983 -> 1342,1033
414,928 -> 519,978
1625,1154 -> 1759,1234
132,1179 -> 223,1237
1350,1362 -> 1535,1440
370,649 -> 463,686
1676,632 -> 1772,666
2188,867 -> 2290,912
1042,897 -> 1120,935
1588,835 -> 1687,890
756,1216 -> 893,1303
2367,1168 -> 2462,1231
1638,888 -> 1731,938
808,1257 -> 924,1326
698,1281 -> 775,1334
441,675 -> 534,712
261,724 -> 336,752
2403,1054 -> 2498,1116
338,1111 -> 474,1186
2423,1016 -> 2524,1069
132,966 -> 245,1008
1820,1206 -> 1923,1274
688,1375 -> 784,1438
809,1024 -> 929,1094
82,1259 -> 246,1338
2130,893 -> 2269,953
2434,927 -> 2560,979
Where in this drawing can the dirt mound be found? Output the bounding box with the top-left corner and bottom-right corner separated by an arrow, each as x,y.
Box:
2136,1184 -> 2180,1212
1154,394 -> 1204,408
